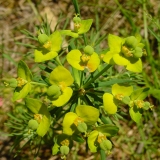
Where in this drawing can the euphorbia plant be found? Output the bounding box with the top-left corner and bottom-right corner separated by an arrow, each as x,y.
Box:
5,0 -> 153,159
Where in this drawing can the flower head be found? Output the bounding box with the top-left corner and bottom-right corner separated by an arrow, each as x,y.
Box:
48,66 -> 74,107
67,47 -> 100,72
12,61 -> 32,101
103,84 -> 133,114
25,98 -> 51,137
103,34 -> 145,73
34,31 -> 62,62
62,105 -> 99,135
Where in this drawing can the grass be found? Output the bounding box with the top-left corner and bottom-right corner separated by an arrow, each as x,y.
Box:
0,0 -> 160,159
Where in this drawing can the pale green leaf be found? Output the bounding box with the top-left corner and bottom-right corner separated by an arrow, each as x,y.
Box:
52,87 -> 73,107
78,19 -> 93,34
37,114 -> 50,137
52,143 -> 60,155
108,34 -> 123,51
96,124 -> 119,137
63,112 -> 78,135
60,30 -> 79,38
87,52 -> 100,72
49,31 -> 62,52
76,105 -> 99,125
131,87 -> 149,100
13,83 -> 31,101
67,49 -> 84,71
103,50 -> 117,64
17,60 -> 32,81
87,130 -> 99,152
34,49 -> 57,62
25,98 -> 42,114
49,66 -> 74,86
126,58 -> 142,73
103,93 -> 117,114
129,107 -> 142,124
112,84 -> 133,97
113,54 -> 129,66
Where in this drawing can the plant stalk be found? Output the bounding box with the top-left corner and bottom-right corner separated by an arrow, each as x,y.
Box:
83,64 -> 112,88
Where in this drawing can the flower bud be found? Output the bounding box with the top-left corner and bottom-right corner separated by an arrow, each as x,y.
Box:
28,119 -> 39,130
132,47 -> 143,58
77,122 -> 87,133
47,84 -> 61,97
60,145 -> 70,155
84,45 -> 94,55
100,139 -> 112,151
38,34 -> 49,44
125,36 -> 138,49
73,16 -> 81,23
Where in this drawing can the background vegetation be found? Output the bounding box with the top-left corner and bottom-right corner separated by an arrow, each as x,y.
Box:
0,0 -> 160,159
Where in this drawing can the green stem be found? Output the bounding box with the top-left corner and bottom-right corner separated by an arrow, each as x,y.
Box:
83,64 -> 112,88
72,68 -> 80,86
83,34 -> 87,46
100,149 -> 106,160
72,0 -> 80,15
80,71 -> 84,87
30,82 -> 47,86
55,56 -> 62,66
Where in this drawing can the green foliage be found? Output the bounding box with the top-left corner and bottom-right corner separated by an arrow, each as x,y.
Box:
4,0 -> 154,159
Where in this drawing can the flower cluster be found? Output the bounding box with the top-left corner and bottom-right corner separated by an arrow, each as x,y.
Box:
5,13 -> 153,159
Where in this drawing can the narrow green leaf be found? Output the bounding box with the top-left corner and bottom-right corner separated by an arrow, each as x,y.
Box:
25,98 -> 42,114
129,107 -> 142,124
17,60 -> 32,81
96,124 -> 119,137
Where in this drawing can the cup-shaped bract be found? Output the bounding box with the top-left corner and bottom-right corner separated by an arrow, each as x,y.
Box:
67,49 -> 100,72
62,112 -> 78,135
75,105 -> 100,125
49,66 -> 74,107
129,87 -> 150,123
103,84 -> 133,114
103,34 -> 143,73
63,105 -> 99,135
13,61 -> 33,101
34,31 -> 62,62
25,98 -> 51,137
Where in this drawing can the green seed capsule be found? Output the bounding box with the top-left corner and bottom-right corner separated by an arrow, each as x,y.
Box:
52,90 -> 61,99
73,16 -> 81,23
100,139 -> 112,151
38,34 -> 49,44
122,96 -> 130,105
143,101 -> 150,110
77,122 -> 87,133
84,45 -> 94,55
60,145 -> 70,155
125,36 -> 138,49
47,84 -> 61,97
133,47 -> 143,58
28,119 -> 39,130
8,78 -> 18,88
